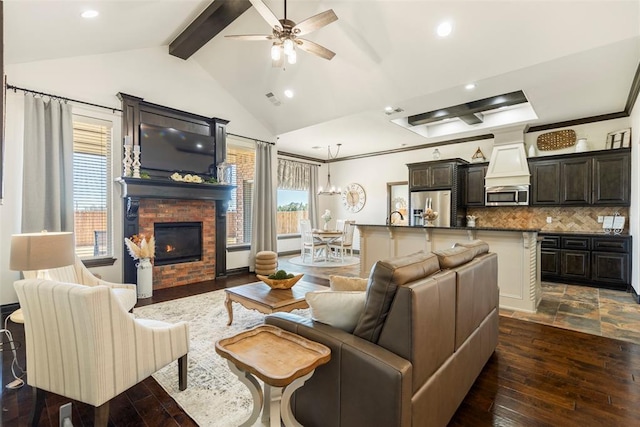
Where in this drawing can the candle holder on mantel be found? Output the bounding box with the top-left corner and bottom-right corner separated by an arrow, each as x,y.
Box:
123,144 -> 132,177
132,145 -> 141,178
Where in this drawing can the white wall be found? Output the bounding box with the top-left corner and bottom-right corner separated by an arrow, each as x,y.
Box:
1,47 -> 275,305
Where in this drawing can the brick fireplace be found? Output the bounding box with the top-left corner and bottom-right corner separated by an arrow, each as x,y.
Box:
138,199 -> 215,290
117,177 -> 234,289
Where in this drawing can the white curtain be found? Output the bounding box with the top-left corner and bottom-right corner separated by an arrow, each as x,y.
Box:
250,142 -> 277,269
308,164 -> 320,229
22,94 -> 74,233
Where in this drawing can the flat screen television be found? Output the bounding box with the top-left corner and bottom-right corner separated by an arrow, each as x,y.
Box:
139,123 -> 216,176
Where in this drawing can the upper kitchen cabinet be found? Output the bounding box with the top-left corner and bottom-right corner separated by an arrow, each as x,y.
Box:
408,160 -> 466,191
592,152 -> 630,205
529,148 -> 630,207
530,160 -> 561,205
465,163 -> 488,206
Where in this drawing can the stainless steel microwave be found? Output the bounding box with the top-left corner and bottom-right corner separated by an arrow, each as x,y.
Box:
485,185 -> 529,206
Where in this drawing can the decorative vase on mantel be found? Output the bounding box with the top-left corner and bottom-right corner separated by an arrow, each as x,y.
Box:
136,258 -> 153,299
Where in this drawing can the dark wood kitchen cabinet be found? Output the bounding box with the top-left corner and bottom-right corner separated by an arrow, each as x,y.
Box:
530,160 -> 560,205
561,158 -> 591,204
540,233 -> 631,290
465,164 -> 487,206
408,160 -> 465,191
592,152 -> 630,205
529,148 -> 630,207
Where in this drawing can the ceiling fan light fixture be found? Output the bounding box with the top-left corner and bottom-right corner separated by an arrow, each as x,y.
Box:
283,38 -> 295,55
271,43 -> 281,61
287,49 -> 297,64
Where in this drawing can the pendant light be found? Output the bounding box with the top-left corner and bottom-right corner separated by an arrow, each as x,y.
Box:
318,144 -> 342,196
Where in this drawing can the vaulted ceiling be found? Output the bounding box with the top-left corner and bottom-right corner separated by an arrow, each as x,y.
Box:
5,1 -> 640,159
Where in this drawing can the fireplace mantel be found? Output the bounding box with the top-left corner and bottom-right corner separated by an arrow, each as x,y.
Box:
116,177 -> 236,283
116,177 -> 235,200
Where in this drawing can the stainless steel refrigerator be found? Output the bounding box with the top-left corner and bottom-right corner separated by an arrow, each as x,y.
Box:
410,190 -> 452,227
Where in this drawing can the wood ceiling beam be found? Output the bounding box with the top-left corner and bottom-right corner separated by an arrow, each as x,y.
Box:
169,0 -> 252,60
407,90 -> 527,126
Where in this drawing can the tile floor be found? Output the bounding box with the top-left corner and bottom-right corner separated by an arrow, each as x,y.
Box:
278,254 -> 640,345
500,282 -> 640,345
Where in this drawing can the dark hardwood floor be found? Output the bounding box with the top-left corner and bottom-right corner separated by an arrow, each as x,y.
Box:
2,272 -> 640,426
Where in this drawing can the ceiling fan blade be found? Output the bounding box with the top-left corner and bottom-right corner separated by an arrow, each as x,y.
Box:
293,9 -> 338,36
296,38 -> 336,60
225,34 -> 275,41
249,0 -> 282,31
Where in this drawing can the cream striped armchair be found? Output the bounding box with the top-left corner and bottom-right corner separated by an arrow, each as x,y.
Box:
14,279 -> 189,426
23,255 -> 137,311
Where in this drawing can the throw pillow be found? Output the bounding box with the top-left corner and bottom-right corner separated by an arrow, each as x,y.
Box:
305,290 -> 366,333
329,275 -> 369,292
433,246 -> 475,269
454,240 -> 489,258
352,251 -> 440,343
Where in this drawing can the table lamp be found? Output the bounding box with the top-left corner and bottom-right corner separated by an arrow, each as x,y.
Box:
9,231 -> 75,323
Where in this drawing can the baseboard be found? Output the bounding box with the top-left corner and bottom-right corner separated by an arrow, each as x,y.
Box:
225,266 -> 250,276
1,303 -> 20,316
631,286 -> 640,304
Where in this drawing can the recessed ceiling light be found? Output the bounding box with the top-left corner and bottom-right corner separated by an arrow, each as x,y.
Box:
284,89 -> 294,98
384,106 -> 394,112
465,83 -> 476,90
81,10 -> 99,19
437,21 -> 452,37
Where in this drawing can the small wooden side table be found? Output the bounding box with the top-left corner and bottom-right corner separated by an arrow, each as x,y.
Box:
216,325 -> 331,427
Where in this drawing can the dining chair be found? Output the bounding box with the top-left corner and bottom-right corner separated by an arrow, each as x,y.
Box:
329,220 -> 356,261
14,279 -> 189,427
300,219 -> 327,262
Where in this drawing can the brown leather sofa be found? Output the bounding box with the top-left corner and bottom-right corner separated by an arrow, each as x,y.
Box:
266,243 -> 498,427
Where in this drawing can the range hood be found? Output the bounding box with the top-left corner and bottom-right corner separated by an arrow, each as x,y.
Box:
485,126 -> 531,188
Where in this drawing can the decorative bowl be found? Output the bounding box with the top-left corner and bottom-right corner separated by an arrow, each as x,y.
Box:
257,273 -> 304,290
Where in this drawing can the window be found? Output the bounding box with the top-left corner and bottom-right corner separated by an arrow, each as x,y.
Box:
226,136 -> 256,246
72,115 -> 112,258
277,159 -> 311,235
277,189 -> 308,235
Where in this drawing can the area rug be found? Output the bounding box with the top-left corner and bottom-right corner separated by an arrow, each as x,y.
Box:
133,290 -> 310,427
288,255 -> 359,268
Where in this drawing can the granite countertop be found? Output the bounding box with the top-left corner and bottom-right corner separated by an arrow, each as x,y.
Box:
356,224 -> 540,233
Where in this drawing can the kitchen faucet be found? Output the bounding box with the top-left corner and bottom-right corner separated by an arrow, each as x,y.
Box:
386,210 -> 404,225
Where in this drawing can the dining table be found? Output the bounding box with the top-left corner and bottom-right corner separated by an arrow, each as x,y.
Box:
311,229 -> 344,262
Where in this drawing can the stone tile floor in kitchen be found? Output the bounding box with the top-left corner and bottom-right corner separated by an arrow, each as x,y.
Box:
500,282 -> 640,345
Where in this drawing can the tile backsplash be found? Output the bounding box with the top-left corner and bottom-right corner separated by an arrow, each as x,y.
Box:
467,206 -> 629,233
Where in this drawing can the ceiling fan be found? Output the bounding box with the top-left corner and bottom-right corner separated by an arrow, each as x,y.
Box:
225,0 -> 338,66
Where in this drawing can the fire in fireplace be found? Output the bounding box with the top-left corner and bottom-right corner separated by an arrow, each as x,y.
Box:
154,222 -> 203,266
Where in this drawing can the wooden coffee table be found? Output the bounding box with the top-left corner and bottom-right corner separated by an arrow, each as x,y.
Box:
224,280 -> 326,326
216,324 -> 331,427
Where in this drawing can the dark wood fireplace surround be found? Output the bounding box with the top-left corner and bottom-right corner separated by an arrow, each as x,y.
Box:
117,93 -> 234,286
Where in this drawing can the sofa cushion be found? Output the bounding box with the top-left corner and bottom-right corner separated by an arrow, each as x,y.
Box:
305,290 -> 366,333
454,240 -> 490,258
329,275 -> 369,292
353,251 -> 440,343
433,246 -> 475,269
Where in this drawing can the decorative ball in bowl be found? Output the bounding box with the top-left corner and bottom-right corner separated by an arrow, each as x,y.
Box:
257,273 -> 304,290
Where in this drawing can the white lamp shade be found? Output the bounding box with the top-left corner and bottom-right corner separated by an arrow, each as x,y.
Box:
10,232 -> 75,271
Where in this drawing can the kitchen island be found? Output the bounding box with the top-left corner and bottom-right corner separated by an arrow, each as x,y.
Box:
356,224 -> 541,312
